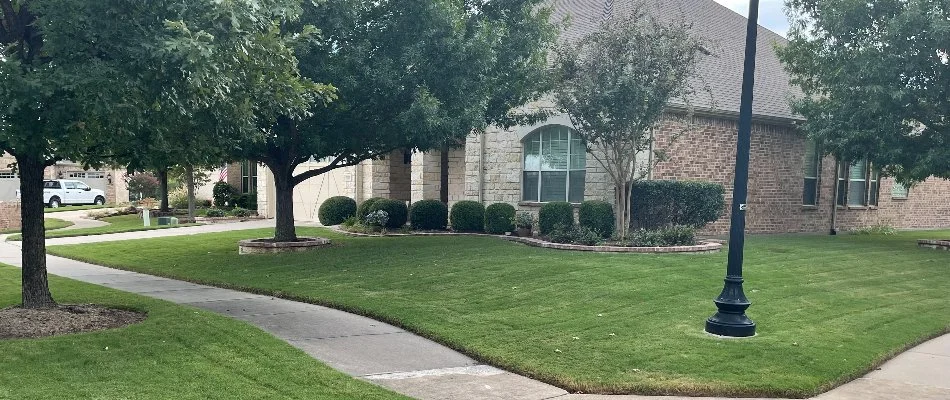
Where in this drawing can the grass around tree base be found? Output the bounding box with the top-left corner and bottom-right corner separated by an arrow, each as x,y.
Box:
0,264 -> 404,400
48,228 -> 950,397
0,218 -> 74,234
8,214 -> 198,240
43,204 -> 112,213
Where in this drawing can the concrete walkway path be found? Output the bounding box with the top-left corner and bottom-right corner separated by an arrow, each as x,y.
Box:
45,209 -> 112,231
3,236 -> 949,399
44,218 -> 274,245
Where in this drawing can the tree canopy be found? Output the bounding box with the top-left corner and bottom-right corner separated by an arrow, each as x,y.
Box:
246,0 -> 558,241
780,0 -> 950,182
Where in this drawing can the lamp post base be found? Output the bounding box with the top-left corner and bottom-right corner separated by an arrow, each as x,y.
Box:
706,313 -> 756,337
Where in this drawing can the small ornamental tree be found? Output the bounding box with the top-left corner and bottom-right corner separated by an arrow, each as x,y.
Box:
553,9 -> 706,239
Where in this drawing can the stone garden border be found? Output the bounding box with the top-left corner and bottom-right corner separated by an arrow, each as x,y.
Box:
332,226 -> 722,254
239,237 -> 331,255
917,239 -> 950,251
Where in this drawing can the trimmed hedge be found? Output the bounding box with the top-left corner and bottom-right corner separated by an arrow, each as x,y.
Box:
318,196 -> 357,226
212,181 -> 237,207
538,201 -> 574,235
367,199 -> 408,229
578,200 -> 614,238
631,180 -> 725,229
231,192 -> 257,210
410,200 -> 448,230
450,201 -> 485,232
484,203 -> 515,234
357,197 -> 385,220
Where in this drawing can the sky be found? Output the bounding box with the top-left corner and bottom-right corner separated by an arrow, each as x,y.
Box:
713,0 -> 790,37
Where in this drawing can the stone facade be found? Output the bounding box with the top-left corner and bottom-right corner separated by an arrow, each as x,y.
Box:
410,148 -> 465,207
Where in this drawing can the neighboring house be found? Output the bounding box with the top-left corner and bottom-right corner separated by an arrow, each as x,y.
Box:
0,153 -> 129,205
253,0 -> 950,233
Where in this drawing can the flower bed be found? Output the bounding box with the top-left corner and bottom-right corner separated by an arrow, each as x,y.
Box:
504,236 -> 722,253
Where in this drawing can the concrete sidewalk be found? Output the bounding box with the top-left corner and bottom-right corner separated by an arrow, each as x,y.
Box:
2,239 -> 948,399
43,218 -> 274,245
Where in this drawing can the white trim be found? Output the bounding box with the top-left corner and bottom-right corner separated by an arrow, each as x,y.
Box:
514,114 -> 576,141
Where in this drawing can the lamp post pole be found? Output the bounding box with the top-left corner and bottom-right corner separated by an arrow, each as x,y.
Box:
705,0 -> 760,338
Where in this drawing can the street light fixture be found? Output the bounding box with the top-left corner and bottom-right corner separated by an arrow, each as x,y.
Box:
705,0 -> 760,338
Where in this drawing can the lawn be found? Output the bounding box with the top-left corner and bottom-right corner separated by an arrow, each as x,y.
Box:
44,204 -> 111,213
8,214 -> 198,240
0,264 -> 403,400
0,218 -> 73,234
48,228 -> 950,397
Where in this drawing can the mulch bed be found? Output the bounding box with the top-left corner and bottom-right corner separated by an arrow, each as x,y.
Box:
0,304 -> 146,340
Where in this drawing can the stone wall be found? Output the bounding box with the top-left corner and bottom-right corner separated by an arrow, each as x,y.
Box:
0,202 -> 20,231
411,148 -> 466,207
460,112 -> 950,234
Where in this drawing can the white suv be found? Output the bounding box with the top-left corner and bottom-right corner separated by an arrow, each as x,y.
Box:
42,180 -> 107,208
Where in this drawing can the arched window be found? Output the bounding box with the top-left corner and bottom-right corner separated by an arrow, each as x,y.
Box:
522,125 -> 585,202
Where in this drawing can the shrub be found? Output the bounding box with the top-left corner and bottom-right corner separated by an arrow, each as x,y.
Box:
538,201 -> 574,235
630,180 -> 725,230
409,200 -> 448,230
514,212 -> 535,229
199,199 -> 212,207
484,203 -> 516,234
169,188 -> 189,209
450,201 -> 485,232
578,200 -> 615,238
126,172 -> 160,201
364,210 -> 389,228
341,215 -> 359,227
367,199 -> 408,229
318,196 -> 357,226
547,223 -> 573,243
231,192 -> 257,210
357,197 -> 385,220
230,207 -> 253,218
629,225 -> 695,247
212,181 -> 237,207
547,224 -> 603,246
205,208 -> 226,218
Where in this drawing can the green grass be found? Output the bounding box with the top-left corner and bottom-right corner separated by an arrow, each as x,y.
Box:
0,265 -> 404,400
44,204 -> 112,213
8,214 -> 198,240
48,228 -> 950,397
0,218 -> 74,234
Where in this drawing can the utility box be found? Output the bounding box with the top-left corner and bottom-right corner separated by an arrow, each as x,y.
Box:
157,216 -> 179,226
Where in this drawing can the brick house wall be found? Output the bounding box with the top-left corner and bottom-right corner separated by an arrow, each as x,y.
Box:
0,202 -> 20,231
462,111 -> 950,234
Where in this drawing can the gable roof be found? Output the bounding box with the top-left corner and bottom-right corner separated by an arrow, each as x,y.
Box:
550,0 -> 802,122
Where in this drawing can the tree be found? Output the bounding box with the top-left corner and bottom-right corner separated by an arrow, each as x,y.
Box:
552,9 -> 706,239
0,0 -> 312,308
780,0 -> 950,183
126,172 -> 160,201
245,0 -> 557,242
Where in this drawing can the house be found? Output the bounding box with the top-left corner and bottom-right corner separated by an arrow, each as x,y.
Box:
0,153 -> 129,205
251,0 -> 950,234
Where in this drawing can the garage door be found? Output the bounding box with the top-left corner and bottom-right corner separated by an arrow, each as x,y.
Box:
291,161 -> 353,222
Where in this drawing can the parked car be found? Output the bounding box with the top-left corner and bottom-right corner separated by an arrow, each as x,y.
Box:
41,180 -> 107,208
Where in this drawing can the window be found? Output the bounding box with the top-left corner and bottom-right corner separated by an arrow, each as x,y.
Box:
44,181 -> 61,189
75,182 -> 90,191
522,125 -> 585,203
891,182 -> 909,199
241,161 -> 258,194
847,160 -> 868,206
0,171 -> 16,179
837,159 -> 881,207
63,181 -> 77,190
69,171 -> 105,179
802,140 -> 820,206
68,172 -> 86,178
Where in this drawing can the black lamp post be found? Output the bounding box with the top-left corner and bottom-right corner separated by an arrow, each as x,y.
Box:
705,0 -> 760,338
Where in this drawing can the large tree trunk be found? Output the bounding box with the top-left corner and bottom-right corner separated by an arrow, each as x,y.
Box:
271,166 -> 297,242
18,155 -> 55,309
185,164 -> 196,218
157,168 -> 170,211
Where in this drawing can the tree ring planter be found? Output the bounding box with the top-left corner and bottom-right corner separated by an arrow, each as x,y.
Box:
503,236 -> 722,254
238,237 -> 331,255
917,239 -> 950,251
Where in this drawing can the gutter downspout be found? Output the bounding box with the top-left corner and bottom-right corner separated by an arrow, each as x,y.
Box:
830,160 -> 839,235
